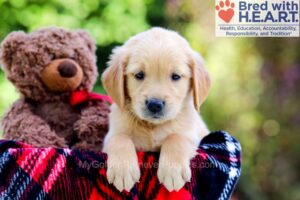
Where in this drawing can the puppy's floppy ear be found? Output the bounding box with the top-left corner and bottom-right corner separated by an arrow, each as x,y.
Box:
189,51 -> 211,111
101,47 -> 128,109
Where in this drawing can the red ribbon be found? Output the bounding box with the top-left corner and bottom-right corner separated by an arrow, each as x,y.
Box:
70,90 -> 113,106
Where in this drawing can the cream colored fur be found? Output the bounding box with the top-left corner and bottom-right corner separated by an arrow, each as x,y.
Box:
102,27 -> 211,192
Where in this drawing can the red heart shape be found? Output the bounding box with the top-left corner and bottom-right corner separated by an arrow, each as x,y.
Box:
218,9 -> 234,23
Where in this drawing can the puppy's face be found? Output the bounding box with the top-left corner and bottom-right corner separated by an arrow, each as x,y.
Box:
102,28 -> 210,124
125,46 -> 191,124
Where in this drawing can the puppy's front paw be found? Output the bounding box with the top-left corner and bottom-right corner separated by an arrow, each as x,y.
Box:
157,158 -> 191,192
106,158 -> 140,192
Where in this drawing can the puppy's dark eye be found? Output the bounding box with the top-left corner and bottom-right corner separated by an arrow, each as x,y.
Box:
134,71 -> 145,80
171,73 -> 181,81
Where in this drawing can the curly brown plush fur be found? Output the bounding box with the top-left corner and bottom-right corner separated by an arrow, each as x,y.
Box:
0,27 -> 109,151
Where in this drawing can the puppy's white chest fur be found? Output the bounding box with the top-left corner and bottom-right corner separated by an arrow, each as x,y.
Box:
131,129 -> 160,151
131,125 -> 179,151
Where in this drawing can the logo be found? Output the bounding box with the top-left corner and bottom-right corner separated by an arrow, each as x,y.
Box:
216,0 -> 235,23
215,0 -> 300,37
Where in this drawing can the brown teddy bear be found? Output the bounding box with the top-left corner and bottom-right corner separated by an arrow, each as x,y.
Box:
0,27 -> 110,151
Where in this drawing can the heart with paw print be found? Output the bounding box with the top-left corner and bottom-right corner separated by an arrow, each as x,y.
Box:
218,9 -> 234,23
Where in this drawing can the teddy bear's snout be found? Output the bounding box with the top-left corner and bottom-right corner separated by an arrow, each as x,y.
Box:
58,61 -> 78,78
41,58 -> 83,92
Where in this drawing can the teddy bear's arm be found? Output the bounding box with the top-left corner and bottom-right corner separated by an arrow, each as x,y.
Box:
0,99 -> 67,148
72,101 -> 110,151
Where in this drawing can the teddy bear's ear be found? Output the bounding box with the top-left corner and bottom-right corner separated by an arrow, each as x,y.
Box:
0,31 -> 26,70
76,30 -> 96,53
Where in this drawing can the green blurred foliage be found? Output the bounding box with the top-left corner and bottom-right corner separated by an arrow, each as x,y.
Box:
0,0 -> 300,199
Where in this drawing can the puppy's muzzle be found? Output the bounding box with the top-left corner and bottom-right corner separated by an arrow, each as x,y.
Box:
145,98 -> 165,114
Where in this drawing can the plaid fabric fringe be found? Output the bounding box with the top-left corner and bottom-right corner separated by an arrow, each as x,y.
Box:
0,131 -> 241,200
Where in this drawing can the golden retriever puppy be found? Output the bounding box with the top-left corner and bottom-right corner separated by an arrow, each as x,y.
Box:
101,27 -> 211,192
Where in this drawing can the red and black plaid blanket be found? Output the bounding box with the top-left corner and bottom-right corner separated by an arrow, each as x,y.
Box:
0,131 -> 241,200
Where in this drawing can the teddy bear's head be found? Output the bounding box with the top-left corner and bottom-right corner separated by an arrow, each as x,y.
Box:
0,27 -> 98,102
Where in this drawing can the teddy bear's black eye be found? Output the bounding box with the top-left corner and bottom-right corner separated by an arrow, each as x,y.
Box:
19,71 -> 25,78
69,54 -> 77,60
171,73 -> 181,81
49,54 -> 56,60
134,71 -> 145,80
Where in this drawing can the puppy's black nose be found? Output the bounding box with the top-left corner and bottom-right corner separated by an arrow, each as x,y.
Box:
58,61 -> 77,78
146,98 -> 165,114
